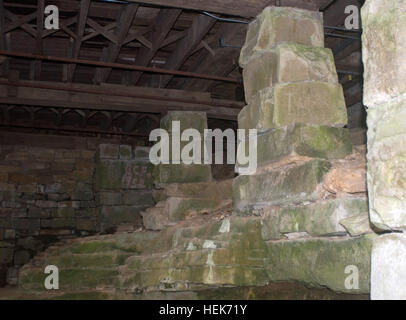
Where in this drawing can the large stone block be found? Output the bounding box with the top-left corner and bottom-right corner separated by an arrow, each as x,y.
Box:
97,192 -> 122,206
243,44 -> 338,103
371,233 -> 406,300
367,97 -> 406,230
95,160 -> 153,191
123,190 -> 154,207
245,83 -> 347,130
237,124 -> 352,170
239,6 -> 324,67
261,197 -> 370,240
154,164 -> 212,184
265,235 -> 376,294
165,197 -> 225,222
233,160 -> 331,213
41,218 -> 75,229
362,0 -> 406,107
164,179 -> 233,200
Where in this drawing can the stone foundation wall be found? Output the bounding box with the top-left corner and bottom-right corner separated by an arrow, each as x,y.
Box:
362,0 -> 406,299
0,132 -> 154,287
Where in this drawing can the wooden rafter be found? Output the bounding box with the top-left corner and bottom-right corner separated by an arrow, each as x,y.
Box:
131,8 -> 182,85
181,23 -> 246,92
86,18 -> 118,44
93,3 -> 139,84
0,50 -> 240,83
123,0 -> 319,18
64,0 -> 91,82
0,79 -> 242,120
159,14 -> 216,88
30,0 -> 44,81
42,16 -> 78,38
4,10 -> 37,38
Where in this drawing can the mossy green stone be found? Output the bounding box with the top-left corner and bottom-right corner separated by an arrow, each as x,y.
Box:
250,83 -> 347,129
261,198 -> 369,240
243,44 -> 338,103
265,234 -> 377,294
166,197 -> 223,221
237,124 -> 353,170
240,6 -> 324,67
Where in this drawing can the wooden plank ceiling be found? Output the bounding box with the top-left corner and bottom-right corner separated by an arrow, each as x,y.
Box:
0,0 -> 364,140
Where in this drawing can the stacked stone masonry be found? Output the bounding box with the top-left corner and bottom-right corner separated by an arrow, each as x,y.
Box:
362,0 -> 406,299
234,5 -> 373,291
0,132 -> 154,287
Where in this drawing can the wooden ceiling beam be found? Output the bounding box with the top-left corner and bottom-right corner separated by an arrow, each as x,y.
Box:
181,22 -> 246,92
131,8 -> 182,85
64,0 -> 91,82
0,79 -> 241,120
86,18 -> 118,44
0,50 -> 240,83
159,14 -> 216,88
30,0 -> 44,81
93,3 -> 139,84
42,16 -> 78,38
4,10 -> 37,38
123,0 -> 319,18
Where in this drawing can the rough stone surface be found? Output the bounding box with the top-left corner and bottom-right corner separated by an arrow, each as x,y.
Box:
164,180 -> 233,200
95,160 -> 154,191
362,0 -> 406,107
165,197 -> 226,222
100,206 -> 144,232
340,213 -> 373,237
240,6 -> 324,67
154,164 -> 212,184
366,97 -> 406,230
243,44 -> 338,103
237,124 -> 352,170
242,83 -> 347,131
261,197 -> 369,240
265,235 -> 376,294
324,167 -> 367,194
233,160 -> 331,213
16,214 -> 373,298
371,233 -> 406,300
141,208 -> 168,231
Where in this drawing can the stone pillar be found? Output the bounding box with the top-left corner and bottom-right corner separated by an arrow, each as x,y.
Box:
362,0 -> 406,299
234,6 -> 375,294
153,111 -> 212,184
235,6 -> 349,212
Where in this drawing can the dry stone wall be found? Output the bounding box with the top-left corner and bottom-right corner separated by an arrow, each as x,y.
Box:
0,132 -> 154,287
362,0 -> 406,299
